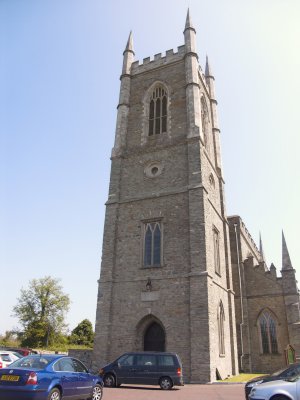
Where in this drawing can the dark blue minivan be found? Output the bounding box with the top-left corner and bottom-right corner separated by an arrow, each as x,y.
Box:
99,351 -> 184,390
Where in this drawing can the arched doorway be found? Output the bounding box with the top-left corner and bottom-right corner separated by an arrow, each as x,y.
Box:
144,322 -> 165,351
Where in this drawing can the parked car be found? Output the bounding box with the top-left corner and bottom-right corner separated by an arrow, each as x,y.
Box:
249,374 -> 300,400
0,351 -> 22,369
99,351 -> 184,390
0,354 -> 103,400
1,348 -> 37,357
245,363 -> 300,399
11,352 -> 24,360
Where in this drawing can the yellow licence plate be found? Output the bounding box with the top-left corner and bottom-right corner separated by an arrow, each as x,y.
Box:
1,375 -> 20,381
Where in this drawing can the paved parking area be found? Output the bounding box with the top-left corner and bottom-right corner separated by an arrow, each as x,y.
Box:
103,383 -> 245,400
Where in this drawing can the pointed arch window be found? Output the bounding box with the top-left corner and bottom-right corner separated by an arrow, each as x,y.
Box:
218,301 -> 225,356
143,221 -> 162,266
213,227 -> 221,275
201,96 -> 209,148
148,86 -> 168,136
258,310 -> 278,354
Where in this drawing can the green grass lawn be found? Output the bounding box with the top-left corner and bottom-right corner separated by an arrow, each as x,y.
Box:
221,373 -> 265,383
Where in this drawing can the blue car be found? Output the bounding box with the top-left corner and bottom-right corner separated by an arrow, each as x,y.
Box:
0,354 -> 103,400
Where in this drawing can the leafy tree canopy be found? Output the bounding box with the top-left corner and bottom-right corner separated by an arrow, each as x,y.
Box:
0,330 -> 20,347
13,276 -> 70,348
69,319 -> 94,346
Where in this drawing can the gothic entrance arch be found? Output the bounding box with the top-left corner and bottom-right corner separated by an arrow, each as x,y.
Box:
144,322 -> 165,351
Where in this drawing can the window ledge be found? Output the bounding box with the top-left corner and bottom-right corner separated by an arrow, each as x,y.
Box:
141,264 -> 164,269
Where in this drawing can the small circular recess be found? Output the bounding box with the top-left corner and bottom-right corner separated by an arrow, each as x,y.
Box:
144,162 -> 163,178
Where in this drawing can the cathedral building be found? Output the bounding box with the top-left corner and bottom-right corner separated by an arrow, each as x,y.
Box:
93,11 -> 300,382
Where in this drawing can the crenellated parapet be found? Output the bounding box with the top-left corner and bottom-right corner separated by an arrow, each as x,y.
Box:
131,46 -> 186,75
130,46 -> 210,94
228,215 -> 261,262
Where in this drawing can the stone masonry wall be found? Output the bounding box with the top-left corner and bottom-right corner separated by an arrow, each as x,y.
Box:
94,35 -> 237,383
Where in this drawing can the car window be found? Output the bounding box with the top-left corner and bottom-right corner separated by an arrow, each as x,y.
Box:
118,355 -> 134,366
72,358 -> 88,373
53,360 -> 63,371
9,356 -> 53,368
158,355 -> 175,366
55,358 -> 75,372
0,355 -> 12,362
136,355 -> 157,366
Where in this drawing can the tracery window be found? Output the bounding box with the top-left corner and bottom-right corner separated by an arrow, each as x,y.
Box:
258,310 -> 278,354
201,96 -> 209,148
213,227 -> 221,275
218,301 -> 225,356
143,221 -> 162,266
148,87 -> 167,136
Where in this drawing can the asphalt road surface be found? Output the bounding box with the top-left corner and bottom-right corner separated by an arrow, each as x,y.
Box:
102,383 -> 245,400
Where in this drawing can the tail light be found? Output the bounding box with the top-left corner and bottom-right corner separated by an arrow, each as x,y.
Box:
0,362 -> 2,369
177,368 -> 182,376
26,372 -> 38,385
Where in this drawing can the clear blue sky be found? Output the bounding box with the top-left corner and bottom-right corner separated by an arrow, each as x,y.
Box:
1,0 -> 299,334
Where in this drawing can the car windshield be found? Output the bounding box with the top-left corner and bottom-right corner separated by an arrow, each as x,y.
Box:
10,356 -> 55,369
285,374 -> 300,383
271,367 -> 289,376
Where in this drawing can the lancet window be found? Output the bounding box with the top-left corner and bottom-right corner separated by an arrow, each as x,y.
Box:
218,301 -> 225,356
213,227 -> 221,275
201,96 -> 209,148
143,221 -> 162,266
258,310 -> 278,354
148,86 -> 168,136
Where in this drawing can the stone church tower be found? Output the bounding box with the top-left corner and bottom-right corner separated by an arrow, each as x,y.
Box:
93,11 -> 239,382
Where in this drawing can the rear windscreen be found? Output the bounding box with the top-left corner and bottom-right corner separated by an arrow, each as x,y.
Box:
10,356 -> 54,368
0,355 -> 12,362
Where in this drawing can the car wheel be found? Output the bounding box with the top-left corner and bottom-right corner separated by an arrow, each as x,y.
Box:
48,388 -> 61,400
159,377 -> 173,390
91,384 -> 103,400
104,373 -> 116,387
271,396 -> 290,400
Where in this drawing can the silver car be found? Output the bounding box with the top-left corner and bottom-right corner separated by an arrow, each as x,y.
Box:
0,351 -> 21,368
249,375 -> 300,400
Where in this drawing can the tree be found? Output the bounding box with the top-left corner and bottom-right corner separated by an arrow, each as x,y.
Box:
69,319 -> 94,346
0,330 -> 20,347
13,276 -> 70,348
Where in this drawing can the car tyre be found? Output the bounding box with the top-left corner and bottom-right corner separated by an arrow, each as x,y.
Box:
48,388 -> 61,400
159,376 -> 173,390
271,396 -> 290,400
104,373 -> 116,388
90,384 -> 103,400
